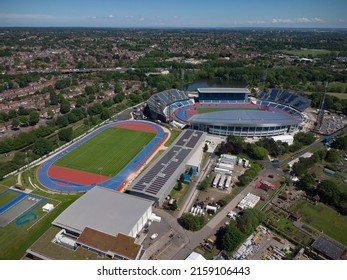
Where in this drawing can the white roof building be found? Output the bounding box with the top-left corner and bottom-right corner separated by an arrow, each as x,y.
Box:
42,203 -> 54,212
186,252 -> 206,260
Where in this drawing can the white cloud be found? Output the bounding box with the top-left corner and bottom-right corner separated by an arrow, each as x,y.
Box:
272,17 -> 325,24
108,15 -> 114,18
138,17 -> 145,21
338,19 -> 346,23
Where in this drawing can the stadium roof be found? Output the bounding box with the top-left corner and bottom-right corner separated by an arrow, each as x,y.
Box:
52,187 -> 153,236
127,129 -> 205,206
147,89 -> 188,116
197,88 -> 250,94
189,110 -> 301,127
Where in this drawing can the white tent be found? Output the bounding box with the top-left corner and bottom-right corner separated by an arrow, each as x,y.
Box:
42,203 -> 54,212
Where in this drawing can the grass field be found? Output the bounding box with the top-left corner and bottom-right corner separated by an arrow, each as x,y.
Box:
291,199 -> 347,246
197,107 -> 259,114
0,166 -> 85,259
0,175 -> 17,188
54,127 -> 155,177
327,92 -> 347,100
164,129 -> 181,147
0,191 -> 20,207
281,49 -> 330,57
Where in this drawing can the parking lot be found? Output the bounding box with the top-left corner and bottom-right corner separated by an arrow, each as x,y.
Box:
141,209 -> 188,260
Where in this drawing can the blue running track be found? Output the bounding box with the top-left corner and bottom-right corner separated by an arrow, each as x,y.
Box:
37,120 -> 167,193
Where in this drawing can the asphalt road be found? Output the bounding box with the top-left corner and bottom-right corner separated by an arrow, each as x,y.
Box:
170,164 -> 277,260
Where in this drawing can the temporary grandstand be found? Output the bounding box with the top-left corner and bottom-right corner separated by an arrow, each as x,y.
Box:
258,89 -> 311,111
198,88 -> 250,103
147,89 -> 190,120
127,129 -> 206,206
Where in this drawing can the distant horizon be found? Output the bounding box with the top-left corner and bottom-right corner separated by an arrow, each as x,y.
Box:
1,26 -> 347,30
0,0 -> 346,29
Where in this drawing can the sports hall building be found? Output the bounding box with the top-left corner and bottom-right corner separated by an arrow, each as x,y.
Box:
27,187 -> 154,260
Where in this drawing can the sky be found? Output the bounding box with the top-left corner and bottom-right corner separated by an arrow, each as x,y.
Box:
0,0 -> 346,28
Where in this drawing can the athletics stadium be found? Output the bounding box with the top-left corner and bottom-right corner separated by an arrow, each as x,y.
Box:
147,88 -> 311,137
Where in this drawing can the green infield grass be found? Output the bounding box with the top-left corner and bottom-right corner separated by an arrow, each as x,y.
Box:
54,127 -> 155,177
197,107 -> 259,114
0,190 -> 20,207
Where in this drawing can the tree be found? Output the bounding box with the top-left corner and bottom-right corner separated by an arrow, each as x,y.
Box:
170,200 -> 178,211
60,100 -> 71,114
178,213 -> 205,231
221,225 -> 244,252
203,143 -> 208,152
294,132 -> 315,146
332,136 -> 347,151
75,96 -> 86,108
11,118 -> 20,130
17,106 -> 30,116
18,115 -> 29,127
87,103 -> 103,116
297,173 -> 316,193
55,115 -> 69,128
29,111 -> 39,126
58,127 -> 73,142
325,149 -> 340,163
113,92 -> 125,104
100,108 -> 110,120
114,83 -> 122,93
49,91 -> 59,105
32,138 -> 53,157
247,145 -> 268,160
8,109 -> 17,119
317,180 -> 341,206
67,112 -> 78,124
55,78 -> 71,90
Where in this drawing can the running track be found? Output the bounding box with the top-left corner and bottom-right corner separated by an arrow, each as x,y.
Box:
37,120 -> 168,192
173,103 -> 293,124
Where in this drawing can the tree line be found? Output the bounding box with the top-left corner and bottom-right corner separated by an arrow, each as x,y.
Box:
293,143 -> 347,215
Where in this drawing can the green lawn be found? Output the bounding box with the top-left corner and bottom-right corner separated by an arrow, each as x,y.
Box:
197,107 -> 259,114
327,92 -> 347,100
0,190 -> 20,207
0,166 -> 85,259
0,175 -> 17,188
281,49 -> 330,57
164,129 -> 181,147
54,127 -> 155,177
291,200 -> 347,246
